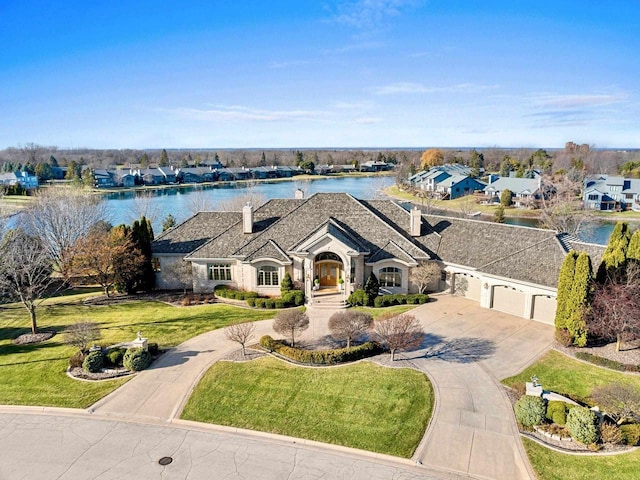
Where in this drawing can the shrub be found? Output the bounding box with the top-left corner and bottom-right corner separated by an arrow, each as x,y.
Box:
348,289 -> 368,306
566,406 -> 600,444
275,299 -> 287,308
280,272 -> 293,294
546,401 -> 569,426
514,395 -> 546,427
575,352 -> 626,371
281,289 -> 304,306
148,342 -> 159,355
69,350 -> 85,368
620,424 -> 640,446
264,299 -> 275,309
554,328 -> 573,347
82,350 -> 104,373
246,297 -> 256,307
123,347 -> 152,371
254,298 -> 266,308
181,296 -> 192,306
259,335 -> 383,364
600,423 -> 624,444
106,347 -> 126,367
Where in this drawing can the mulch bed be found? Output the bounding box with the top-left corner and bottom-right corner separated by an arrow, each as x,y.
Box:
555,340 -> 640,368
68,366 -> 133,381
13,331 -> 56,345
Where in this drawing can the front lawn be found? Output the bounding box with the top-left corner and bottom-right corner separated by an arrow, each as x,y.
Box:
523,438 -> 640,480
502,349 -> 640,403
352,304 -> 417,318
181,357 -> 433,457
0,293 -> 275,408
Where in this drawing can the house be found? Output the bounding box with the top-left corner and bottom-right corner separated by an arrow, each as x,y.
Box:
157,166 -> 177,184
408,164 -> 472,191
251,166 -> 279,180
434,175 -> 485,200
275,165 -> 303,178
112,169 -> 137,187
583,175 -> 640,211
360,160 -> 391,172
335,164 -> 357,173
0,171 -> 39,189
93,169 -> 116,188
483,176 -> 543,208
50,166 -> 67,180
140,168 -> 166,185
177,166 -> 216,183
152,192 -> 604,325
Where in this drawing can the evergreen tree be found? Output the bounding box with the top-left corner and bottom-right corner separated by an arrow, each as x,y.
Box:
625,229 -> 640,262
139,153 -> 150,168
493,205 -> 506,223
130,216 -> 155,293
280,272 -> 293,294
555,251 -> 578,332
34,162 -> 53,182
159,149 -> 169,167
567,252 -> 592,347
48,155 -> 59,167
597,221 -> 631,283
500,189 -> 512,207
364,272 -> 379,306
499,157 -> 511,177
468,149 -> 483,177
162,214 -> 176,232
81,168 -> 95,188
260,152 -> 267,167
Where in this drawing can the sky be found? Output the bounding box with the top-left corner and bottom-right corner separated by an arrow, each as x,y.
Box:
1,1 -> 638,149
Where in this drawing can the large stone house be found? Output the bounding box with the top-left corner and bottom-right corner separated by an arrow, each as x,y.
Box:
152,192 -> 604,325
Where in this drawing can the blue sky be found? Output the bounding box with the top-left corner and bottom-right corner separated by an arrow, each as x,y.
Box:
1,1 -> 638,149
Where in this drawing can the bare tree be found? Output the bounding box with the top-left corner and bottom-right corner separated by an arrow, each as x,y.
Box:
456,195 -> 478,218
185,186 -> 215,216
217,183 -> 266,212
162,259 -> 193,294
587,281 -> 640,351
63,321 -> 101,353
414,190 -> 438,214
410,262 -> 441,294
273,309 -> 309,347
328,311 -> 373,348
224,321 -> 256,357
129,190 -> 161,224
373,313 -> 424,361
538,174 -> 593,236
24,187 -> 107,278
591,383 -> 640,425
0,230 -> 57,334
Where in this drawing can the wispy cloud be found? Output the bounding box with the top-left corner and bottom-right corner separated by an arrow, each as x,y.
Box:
326,0 -> 420,30
372,82 -> 499,95
354,117 -> 382,124
533,93 -> 627,109
163,105 -> 330,122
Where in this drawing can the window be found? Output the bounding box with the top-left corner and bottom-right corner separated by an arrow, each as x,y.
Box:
257,265 -> 279,286
379,267 -> 402,287
625,193 -> 634,200
208,263 -> 232,281
151,258 -> 161,272
587,194 -> 599,201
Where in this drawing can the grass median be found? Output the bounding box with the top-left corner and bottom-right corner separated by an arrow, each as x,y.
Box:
0,292 -> 275,408
181,357 -> 434,457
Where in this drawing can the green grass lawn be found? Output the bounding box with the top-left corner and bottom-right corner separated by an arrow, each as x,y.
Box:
503,350 -> 640,480
0,292 -> 275,408
352,304 -> 417,318
523,438 -> 640,480
181,357 -> 433,457
502,349 -> 640,404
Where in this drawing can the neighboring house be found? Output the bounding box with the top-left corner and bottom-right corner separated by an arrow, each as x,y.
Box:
112,170 -> 137,187
251,166 -> 279,180
583,175 -> 640,211
275,165 -> 303,177
335,164 -> 357,173
0,171 -> 39,189
433,175 -> 485,200
152,192 -> 605,325
50,166 -> 67,180
177,166 -> 216,183
140,168 -> 166,185
483,176 -> 543,208
157,166 -> 177,184
408,164 -> 473,191
93,169 -> 116,188
360,160 -> 391,172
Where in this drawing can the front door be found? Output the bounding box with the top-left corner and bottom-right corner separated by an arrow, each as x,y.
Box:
316,261 -> 342,286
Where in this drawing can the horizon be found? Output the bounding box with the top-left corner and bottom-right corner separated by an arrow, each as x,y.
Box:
1,1 -> 638,149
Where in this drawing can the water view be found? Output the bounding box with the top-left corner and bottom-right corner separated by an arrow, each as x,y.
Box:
102,176 -> 627,245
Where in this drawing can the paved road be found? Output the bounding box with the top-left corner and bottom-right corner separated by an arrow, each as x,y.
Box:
0,411 -> 462,480
1,294 -> 555,480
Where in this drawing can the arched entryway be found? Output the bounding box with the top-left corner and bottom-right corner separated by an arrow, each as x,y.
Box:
314,252 -> 343,287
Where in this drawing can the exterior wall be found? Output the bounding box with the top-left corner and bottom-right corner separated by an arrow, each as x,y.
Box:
192,260 -> 238,293
154,255 -> 194,290
452,272 -> 481,301
372,260 -> 410,294
245,260 -> 288,296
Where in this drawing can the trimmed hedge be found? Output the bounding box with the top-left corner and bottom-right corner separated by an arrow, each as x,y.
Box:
216,286 -> 304,309
546,400 -> 569,426
82,351 -> 104,373
575,351 -> 639,372
349,290 -> 429,307
106,347 -> 126,367
620,424 -> 640,446
259,335 -> 384,365
123,347 -> 152,372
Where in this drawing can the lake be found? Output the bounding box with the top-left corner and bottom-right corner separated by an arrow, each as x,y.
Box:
101,176 -> 626,245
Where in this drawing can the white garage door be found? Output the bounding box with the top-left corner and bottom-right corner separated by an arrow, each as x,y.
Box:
453,273 -> 481,302
532,295 -> 556,325
491,285 -> 526,317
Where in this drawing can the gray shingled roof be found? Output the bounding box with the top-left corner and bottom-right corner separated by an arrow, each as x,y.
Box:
244,240 -> 292,263
152,212 -> 241,254
367,241 -> 417,265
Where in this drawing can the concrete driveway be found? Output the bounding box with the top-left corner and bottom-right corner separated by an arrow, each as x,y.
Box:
400,294 -> 554,480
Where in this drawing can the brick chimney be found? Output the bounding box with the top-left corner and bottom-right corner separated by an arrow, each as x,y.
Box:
242,203 -> 253,234
410,206 -> 422,236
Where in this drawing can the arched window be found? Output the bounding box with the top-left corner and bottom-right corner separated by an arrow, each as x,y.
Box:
257,265 -> 279,286
379,267 -> 402,287
315,252 -> 341,262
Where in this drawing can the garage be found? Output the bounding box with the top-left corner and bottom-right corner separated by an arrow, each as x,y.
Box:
532,295 -> 556,325
491,285 -> 526,317
453,273 -> 481,302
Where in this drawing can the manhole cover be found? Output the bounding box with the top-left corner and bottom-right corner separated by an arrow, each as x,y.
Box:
158,457 -> 173,466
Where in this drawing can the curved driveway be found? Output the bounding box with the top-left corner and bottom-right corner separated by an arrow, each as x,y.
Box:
1,294 -> 554,479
